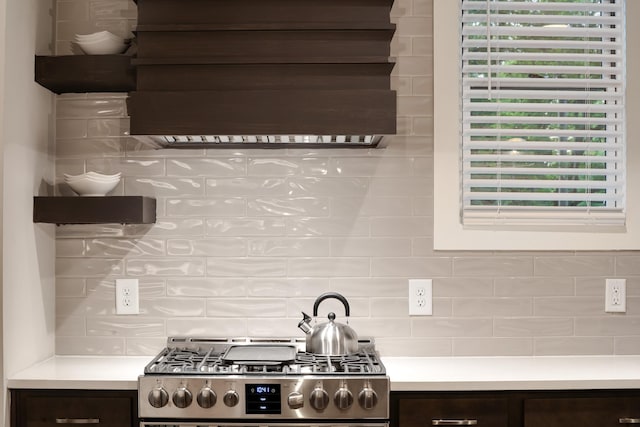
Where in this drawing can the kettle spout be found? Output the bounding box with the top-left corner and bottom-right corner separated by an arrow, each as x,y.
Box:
297,311 -> 313,334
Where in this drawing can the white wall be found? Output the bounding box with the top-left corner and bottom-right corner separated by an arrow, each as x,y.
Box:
2,0 -> 55,385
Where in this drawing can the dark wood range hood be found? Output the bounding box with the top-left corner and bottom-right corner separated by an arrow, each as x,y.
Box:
128,0 -> 397,148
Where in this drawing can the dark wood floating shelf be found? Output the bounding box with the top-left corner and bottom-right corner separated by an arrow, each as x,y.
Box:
33,196 -> 156,224
35,55 -> 135,94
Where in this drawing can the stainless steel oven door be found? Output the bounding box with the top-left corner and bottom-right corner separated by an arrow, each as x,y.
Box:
140,423 -> 389,427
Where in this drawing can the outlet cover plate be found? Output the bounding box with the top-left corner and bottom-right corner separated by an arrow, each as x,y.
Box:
116,278 -> 139,315
605,278 -> 626,313
409,279 -> 432,316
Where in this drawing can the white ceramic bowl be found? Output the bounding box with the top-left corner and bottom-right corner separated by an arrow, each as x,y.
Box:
75,37 -> 128,55
74,31 -> 121,40
65,175 -> 120,196
64,172 -> 121,182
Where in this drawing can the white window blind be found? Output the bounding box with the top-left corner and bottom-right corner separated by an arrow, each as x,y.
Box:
460,0 -> 625,227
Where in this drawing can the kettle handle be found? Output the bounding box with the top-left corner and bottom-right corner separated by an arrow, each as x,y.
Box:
312,292 -> 350,317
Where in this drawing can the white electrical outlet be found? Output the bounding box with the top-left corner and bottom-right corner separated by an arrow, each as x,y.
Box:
605,278 -> 626,313
409,279 -> 432,316
116,279 -> 139,315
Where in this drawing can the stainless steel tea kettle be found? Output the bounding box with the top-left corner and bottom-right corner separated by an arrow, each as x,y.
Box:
298,292 -> 358,355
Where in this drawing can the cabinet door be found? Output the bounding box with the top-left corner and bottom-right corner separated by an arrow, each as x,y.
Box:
11,390 -> 137,427
399,397 -> 509,427
525,396 -> 640,427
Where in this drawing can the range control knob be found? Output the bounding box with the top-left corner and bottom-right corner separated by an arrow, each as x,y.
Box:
358,387 -> 378,410
223,390 -> 240,407
172,386 -> 193,408
287,391 -> 304,409
148,386 -> 169,408
197,386 -> 217,408
309,387 -> 330,411
334,387 -> 354,410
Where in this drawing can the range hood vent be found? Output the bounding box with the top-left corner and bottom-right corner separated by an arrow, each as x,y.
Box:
137,134 -> 383,149
129,0 -> 396,147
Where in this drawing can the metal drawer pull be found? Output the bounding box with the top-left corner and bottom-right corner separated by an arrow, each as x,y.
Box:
55,418 -> 100,424
620,419 -> 640,424
432,420 -> 478,426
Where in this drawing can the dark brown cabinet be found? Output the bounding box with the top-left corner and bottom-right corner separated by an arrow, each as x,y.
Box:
394,392 -> 511,427
524,395 -> 640,427
392,390 -> 640,427
11,389 -> 138,427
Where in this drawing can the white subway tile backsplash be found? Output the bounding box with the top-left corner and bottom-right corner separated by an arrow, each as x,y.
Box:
371,257 -> 451,278
57,316 -> 87,336
370,217 -> 431,237
287,217 -> 370,237
287,177 -> 370,197
87,317 -> 166,337
534,256 -> 615,277
144,219 -> 206,237
248,158 -> 329,177
124,338 -> 166,356
248,238 -> 330,257
246,278 -> 332,297
127,178 -> 206,198
207,257 -> 287,277
206,218 -> 286,236
411,318 -> 493,337
330,197 -> 413,217
168,238 -> 247,257
453,298 -> 532,317
167,278 -> 247,297
57,138 -> 126,158
126,259 -> 206,277
331,238 -> 411,257
167,198 -> 245,217
57,98 -> 127,118
247,197 -> 330,217
167,318 -> 248,337
53,0 -> 640,357
56,279 -> 87,297
287,257 -> 370,277
494,318 -> 574,337
85,238 -> 165,257
168,158 -> 246,177
206,298 -> 287,318
140,299 -> 206,317
206,178 -> 288,197
535,337 -> 615,356
56,258 -> 123,278
56,336 -> 126,355
87,158 -> 166,176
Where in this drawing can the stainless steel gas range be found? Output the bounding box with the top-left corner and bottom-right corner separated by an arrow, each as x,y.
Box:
138,337 -> 389,427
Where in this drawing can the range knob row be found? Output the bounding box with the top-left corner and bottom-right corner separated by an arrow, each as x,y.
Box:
148,386 -> 238,409
148,384 -> 378,411
303,386 -> 377,411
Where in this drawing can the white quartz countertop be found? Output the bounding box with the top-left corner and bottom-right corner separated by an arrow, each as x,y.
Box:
7,355 -> 640,391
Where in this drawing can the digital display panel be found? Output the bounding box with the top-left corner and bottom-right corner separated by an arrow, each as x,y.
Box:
245,384 -> 281,414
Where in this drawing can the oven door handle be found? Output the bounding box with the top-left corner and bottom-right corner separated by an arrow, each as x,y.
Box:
432,420 -> 478,426
55,418 -> 100,424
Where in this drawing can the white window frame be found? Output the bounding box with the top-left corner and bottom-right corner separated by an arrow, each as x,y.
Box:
433,0 -> 640,250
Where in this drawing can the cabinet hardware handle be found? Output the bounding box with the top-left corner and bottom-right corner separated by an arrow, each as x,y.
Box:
432,420 -> 478,426
55,418 -> 100,424
620,419 -> 640,424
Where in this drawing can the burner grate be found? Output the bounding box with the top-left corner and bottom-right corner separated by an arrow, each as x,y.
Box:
145,342 -> 385,376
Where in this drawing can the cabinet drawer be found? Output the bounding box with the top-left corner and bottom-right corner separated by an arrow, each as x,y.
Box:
399,397 -> 509,427
11,390 -> 137,427
525,396 -> 640,427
